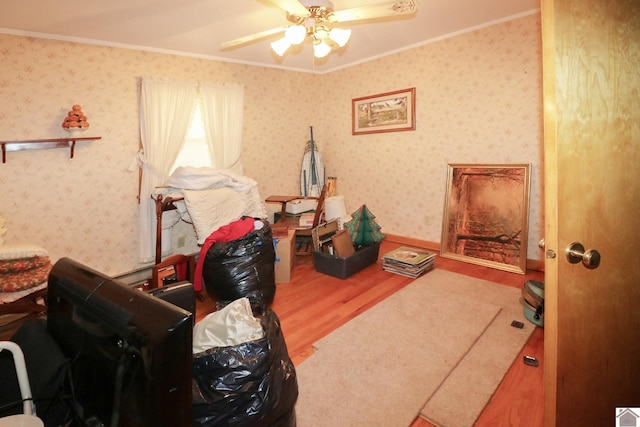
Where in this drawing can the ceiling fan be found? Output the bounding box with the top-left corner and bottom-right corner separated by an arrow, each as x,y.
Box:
220,0 -> 418,59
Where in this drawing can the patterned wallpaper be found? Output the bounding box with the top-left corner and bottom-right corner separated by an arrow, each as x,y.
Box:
320,14 -> 544,263
0,13 -> 542,276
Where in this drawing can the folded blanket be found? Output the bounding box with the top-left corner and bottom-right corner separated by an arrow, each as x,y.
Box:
0,258 -> 52,293
0,245 -> 52,294
0,255 -> 50,275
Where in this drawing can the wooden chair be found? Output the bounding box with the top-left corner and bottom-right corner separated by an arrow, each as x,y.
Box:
279,185 -> 328,256
148,254 -> 204,301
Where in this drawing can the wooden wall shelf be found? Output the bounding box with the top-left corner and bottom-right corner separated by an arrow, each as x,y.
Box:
0,136 -> 102,163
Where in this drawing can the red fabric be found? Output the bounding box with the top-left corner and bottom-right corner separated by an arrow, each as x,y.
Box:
193,217 -> 256,291
175,263 -> 188,282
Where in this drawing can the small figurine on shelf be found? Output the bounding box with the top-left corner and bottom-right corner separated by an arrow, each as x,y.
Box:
62,104 -> 90,136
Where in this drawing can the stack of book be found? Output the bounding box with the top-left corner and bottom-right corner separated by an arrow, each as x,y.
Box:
382,246 -> 436,278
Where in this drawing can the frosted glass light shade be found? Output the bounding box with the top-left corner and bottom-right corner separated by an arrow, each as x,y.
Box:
314,27 -> 329,39
329,28 -> 351,47
271,38 -> 291,56
313,40 -> 331,58
285,25 -> 306,45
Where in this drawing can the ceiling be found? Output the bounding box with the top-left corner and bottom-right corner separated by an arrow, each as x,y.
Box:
0,0 -> 540,74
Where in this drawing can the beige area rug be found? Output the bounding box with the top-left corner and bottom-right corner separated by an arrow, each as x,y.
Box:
294,269 -> 534,427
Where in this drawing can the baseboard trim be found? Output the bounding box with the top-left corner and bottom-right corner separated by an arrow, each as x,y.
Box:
526,259 -> 545,272
384,234 -> 545,273
384,234 -> 440,251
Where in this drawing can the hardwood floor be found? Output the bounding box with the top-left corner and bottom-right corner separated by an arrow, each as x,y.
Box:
0,239 -> 543,425
195,239 -> 545,427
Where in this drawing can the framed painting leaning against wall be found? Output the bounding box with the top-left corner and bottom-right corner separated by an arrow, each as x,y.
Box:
440,164 -> 531,274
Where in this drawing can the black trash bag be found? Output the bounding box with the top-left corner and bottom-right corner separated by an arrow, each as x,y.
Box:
202,220 -> 276,315
192,309 -> 298,427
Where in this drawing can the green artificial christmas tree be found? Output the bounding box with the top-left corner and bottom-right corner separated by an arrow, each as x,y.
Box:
344,204 -> 386,248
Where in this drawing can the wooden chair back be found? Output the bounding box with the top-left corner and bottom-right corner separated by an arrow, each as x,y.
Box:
311,185 -> 328,229
282,185 -> 328,255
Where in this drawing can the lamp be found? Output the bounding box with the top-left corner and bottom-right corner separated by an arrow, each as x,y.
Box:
269,5 -> 352,59
324,195 -> 351,229
223,0 -> 419,61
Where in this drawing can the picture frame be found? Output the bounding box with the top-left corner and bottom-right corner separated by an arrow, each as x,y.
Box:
311,220 -> 339,252
440,163 -> 531,274
352,87 -> 416,135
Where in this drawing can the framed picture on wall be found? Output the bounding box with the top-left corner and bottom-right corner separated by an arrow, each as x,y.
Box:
352,87 -> 416,135
440,163 -> 531,274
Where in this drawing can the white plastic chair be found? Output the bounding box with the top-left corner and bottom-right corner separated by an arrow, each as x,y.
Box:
0,342 -> 44,427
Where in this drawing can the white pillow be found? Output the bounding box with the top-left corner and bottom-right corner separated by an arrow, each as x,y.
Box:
183,186 -> 266,244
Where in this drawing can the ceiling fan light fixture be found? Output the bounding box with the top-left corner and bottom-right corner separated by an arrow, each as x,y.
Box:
271,37 -> 291,56
328,28 -> 351,47
220,0 -> 419,63
313,40 -> 331,58
284,25 -> 306,45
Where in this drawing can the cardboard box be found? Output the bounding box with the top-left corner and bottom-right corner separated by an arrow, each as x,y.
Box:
312,242 -> 381,279
286,199 -> 318,215
274,229 -> 296,283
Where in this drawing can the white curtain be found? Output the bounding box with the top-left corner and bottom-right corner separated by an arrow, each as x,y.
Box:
200,82 -> 244,174
138,77 -> 198,263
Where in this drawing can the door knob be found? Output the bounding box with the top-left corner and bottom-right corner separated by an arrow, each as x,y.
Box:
565,242 -> 601,269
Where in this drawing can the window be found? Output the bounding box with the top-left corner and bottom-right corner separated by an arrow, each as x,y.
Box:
170,102 -> 213,173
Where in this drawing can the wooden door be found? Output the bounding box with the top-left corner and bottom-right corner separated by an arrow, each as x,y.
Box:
541,0 -> 640,425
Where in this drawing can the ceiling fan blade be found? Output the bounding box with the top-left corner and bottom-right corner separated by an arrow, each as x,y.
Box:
331,0 -> 417,22
220,26 -> 288,50
267,0 -> 311,17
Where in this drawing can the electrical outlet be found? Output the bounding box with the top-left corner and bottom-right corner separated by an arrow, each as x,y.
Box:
177,236 -> 186,248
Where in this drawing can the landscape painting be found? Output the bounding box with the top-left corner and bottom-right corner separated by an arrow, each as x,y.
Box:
440,164 -> 531,274
352,87 -> 416,135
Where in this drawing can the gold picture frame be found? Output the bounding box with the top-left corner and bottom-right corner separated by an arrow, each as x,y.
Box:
440,163 -> 531,274
352,87 -> 416,135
